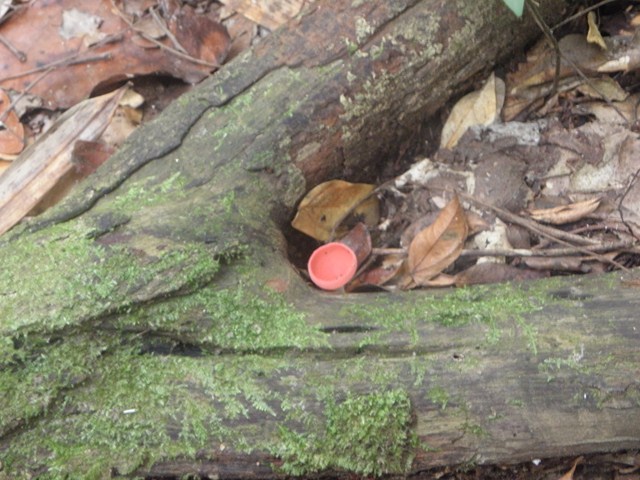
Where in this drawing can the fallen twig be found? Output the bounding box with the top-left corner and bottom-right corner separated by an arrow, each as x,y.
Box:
458,191 -> 633,273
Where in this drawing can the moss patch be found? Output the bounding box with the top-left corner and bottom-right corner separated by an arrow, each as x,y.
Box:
343,284 -> 543,351
275,389 -> 415,476
115,285 -> 329,352
1,350 -> 288,479
0,219 -> 220,340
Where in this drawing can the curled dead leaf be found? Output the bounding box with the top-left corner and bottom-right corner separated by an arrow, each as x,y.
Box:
587,11 -> 607,50
528,197 -> 600,225
402,195 -> 468,289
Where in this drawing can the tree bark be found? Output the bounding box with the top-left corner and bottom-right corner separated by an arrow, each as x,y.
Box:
4,1 -> 636,479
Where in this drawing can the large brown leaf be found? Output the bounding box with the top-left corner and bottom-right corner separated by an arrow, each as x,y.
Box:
291,180 -> 379,242
403,195 -> 468,288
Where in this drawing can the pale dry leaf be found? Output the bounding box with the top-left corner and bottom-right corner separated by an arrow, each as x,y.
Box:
0,0 -> 12,21
576,76 -> 628,101
219,0 -> 304,30
59,8 -> 106,45
291,180 -> 379,242
403,195 -> 468,288
119,89 -> 145,109
587,11 -> 607,50
440,72 -> 505,149
528,197 -> 600,225
577,93 -> 639,124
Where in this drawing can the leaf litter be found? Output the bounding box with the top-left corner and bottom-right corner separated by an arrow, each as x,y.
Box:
0,0 -> 304,230
292,5 -> 640,291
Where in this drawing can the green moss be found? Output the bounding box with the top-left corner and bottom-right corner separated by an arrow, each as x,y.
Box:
275,389 -> 415,476
343,284 -> 542,351
1,351 -> 288,479
538,348 -> 613,383
427,386 -> 449,410
0,334 -> 117,436
117,286 -> 329,352
0,217 -> 220,340
108,171 -> 187,216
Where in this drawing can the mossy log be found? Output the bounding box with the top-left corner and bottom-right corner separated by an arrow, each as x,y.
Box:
4,0 -> 637,478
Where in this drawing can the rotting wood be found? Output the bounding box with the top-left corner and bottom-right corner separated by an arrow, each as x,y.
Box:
4,1 -> 634,479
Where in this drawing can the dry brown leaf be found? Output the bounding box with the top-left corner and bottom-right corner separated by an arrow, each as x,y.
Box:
0,86 -> 126,236
466,211 -> 490,235
0,89 -> 25,155
291,180 -> 379,242
440,72 -> 505,149
587,11 -> 607,50
402,195 -> 468,288
400,212 -> 437,248
219,0 -> 304,30
528,197 -> 600,225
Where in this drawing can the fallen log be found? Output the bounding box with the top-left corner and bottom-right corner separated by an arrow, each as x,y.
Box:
4,0 -> 636,478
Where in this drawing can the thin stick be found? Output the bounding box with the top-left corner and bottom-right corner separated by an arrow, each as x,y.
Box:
149,6 -> 188,55
372,240 -> 635,259
551,0 -> 617,31
0,52 -> 111,83
459,192 -> 632,272
526,1 -> 560,96
0,33 -> 26,62
525,0 -> 628,126
459,241 -> 634,258
460,193 -> 598,246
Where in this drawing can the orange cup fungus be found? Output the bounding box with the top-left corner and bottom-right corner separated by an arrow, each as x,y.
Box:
307,242 -> 357,290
